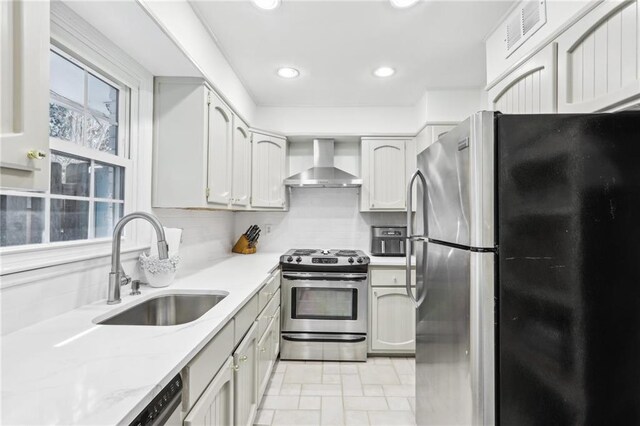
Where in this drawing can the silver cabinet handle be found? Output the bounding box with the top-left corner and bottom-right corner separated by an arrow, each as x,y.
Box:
240,355 -> 248,362
232,364 -> 240,371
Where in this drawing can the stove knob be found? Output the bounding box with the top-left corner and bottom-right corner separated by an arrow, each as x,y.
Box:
287,256 -> 293,262
356,257 -> 363,263
348,257 -> 354,263
296,257 -> 302,263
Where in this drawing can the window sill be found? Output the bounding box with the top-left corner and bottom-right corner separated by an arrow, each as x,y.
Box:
0,240 -> 150,277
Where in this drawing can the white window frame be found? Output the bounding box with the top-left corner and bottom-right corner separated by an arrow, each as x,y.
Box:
0,6 -> 154,277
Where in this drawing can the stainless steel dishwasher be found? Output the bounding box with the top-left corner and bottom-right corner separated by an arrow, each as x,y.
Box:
128,373 -> 182,426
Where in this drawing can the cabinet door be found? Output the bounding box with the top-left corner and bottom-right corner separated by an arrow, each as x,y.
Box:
251,134 -> 286,208
257,316 -> 275,401
368,140 -> 406,210
207,92 -> 233,205
0,0 -> 50,191
233,322 -> 259,426
271,307 -> 281,358
488,43 -> 557,114
557,0 -> 640,112
184,356 -> 234,426
231,118 -> 251,207
370,287 -> 416,352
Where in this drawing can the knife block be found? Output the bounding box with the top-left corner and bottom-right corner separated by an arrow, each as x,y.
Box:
232,235 -> 257,254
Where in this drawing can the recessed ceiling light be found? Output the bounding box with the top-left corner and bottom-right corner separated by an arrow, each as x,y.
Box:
373,66 -> 395,78
277,67 -> 300,78
252,0 -> 280,10
390,0 -> 420,8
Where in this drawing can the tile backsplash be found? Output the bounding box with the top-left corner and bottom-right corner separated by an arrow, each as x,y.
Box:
235,187 -> 405,252
153,208 -> 236,274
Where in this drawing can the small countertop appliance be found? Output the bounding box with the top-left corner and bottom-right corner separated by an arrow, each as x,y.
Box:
370,226 -> 407,257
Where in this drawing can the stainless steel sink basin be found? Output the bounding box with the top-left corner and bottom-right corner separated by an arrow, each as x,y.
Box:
98,293 -> 227,326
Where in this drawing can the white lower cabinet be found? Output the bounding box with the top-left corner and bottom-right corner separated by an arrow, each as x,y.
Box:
370,287 -> 416,353
369,266 -> 416,354
233,323 -> 259,426
257,311 -> 278,401
179,270 -> 281,426
270,308 -> 281,362
184,356 -> 235,426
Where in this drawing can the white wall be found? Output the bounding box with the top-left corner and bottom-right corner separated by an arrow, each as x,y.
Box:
235,188 -> 405,253
485,0 -> 594,86
254,106 -> 420,136
415,89 -> 485,124
138,0 -> 257,123
255,87 -> 483,136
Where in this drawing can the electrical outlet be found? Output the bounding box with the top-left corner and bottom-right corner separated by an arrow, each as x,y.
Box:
265,224 -> 273,234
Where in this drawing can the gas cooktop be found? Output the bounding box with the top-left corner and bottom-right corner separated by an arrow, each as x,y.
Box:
280,249 -> 369,272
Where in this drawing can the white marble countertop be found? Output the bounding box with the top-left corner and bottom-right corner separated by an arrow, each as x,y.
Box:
366,253 -> 416,267
1,253 -> 282,425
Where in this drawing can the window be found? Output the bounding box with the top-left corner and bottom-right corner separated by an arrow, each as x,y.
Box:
0,48 -> 130,248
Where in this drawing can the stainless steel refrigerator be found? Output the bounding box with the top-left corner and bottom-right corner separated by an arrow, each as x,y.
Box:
406,110 -> 640,425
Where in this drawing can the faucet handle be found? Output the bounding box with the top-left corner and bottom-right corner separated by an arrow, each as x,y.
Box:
130,280 -> 141,296
120,273 -> 131,287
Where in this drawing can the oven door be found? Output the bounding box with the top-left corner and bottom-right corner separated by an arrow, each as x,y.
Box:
281,272 -> 368,334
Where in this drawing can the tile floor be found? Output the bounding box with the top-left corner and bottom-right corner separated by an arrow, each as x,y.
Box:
255,357 -> 416,426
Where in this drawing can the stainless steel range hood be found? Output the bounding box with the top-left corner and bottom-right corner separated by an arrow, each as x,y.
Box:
284,139 -> 362,187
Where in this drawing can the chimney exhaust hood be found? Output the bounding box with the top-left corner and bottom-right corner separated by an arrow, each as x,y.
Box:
284,139 -> 362,188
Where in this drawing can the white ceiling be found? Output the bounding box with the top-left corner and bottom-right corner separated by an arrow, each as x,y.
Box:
191,0 -> 515,107
62,1 -> 200,78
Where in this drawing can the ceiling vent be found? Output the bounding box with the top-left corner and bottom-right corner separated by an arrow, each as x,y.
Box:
504,0 -> 546,58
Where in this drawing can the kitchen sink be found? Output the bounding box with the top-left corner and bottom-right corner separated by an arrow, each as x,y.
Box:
97,292 -> 228,326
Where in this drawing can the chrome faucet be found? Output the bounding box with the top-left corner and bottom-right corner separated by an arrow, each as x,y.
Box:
108,212 -> 169,305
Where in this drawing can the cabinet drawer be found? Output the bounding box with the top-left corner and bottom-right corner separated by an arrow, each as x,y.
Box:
182,320 -> 234,412
258,289 -> 280,339
235,294 -> 259,346
370,268 -> 415,287
258,271 -> 280,312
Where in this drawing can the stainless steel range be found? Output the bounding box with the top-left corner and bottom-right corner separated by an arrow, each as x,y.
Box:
280,249 -> 370,361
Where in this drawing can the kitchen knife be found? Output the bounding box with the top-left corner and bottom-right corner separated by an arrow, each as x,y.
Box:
247,226 -> 259,241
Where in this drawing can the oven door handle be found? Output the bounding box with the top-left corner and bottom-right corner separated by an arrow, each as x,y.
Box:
282,272 -> 368,281
281,333 -> 366,343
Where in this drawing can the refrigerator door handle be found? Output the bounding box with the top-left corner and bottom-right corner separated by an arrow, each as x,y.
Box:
406,169 -> 428,306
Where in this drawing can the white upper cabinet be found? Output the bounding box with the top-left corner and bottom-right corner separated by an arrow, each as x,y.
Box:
0,0 -> 50,191
557,0 -> 640,112
207,92 -> 233,205
488,43 -> 558,114
231,118 -> 251,207
361,138 -> 415,211
153,77 -> 252,209
250,132 -> 287,209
